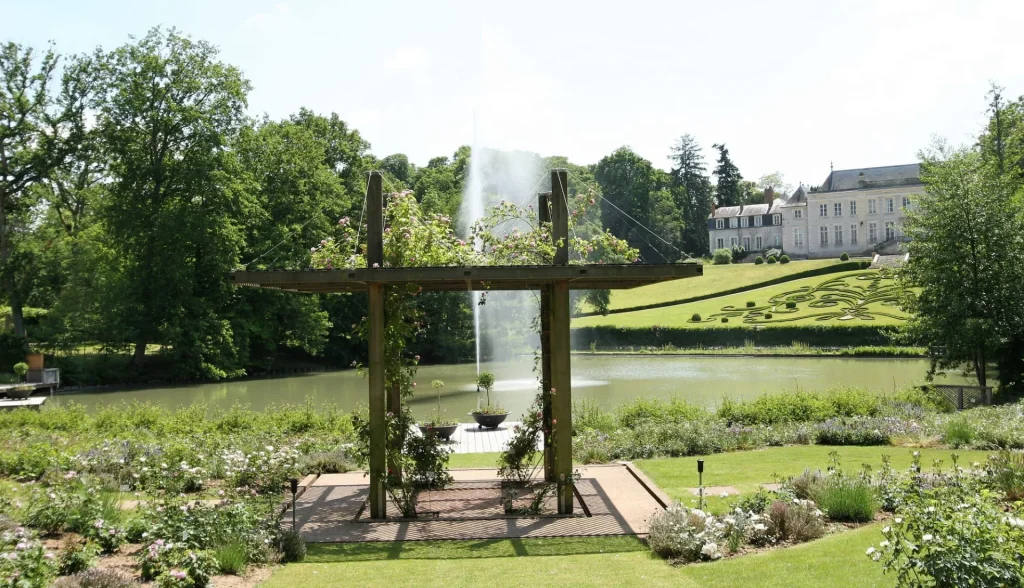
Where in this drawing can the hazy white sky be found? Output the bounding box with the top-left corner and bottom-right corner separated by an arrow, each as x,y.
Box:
7,0 -> 1024,187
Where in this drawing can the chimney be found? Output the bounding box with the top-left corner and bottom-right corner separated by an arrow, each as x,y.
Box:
764,186 -> 775,206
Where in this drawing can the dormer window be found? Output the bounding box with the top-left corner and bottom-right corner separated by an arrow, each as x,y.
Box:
754,216 -> 763,227
740,217 -> 749,228
729,217 -> 738,228
715,219 -> 724,229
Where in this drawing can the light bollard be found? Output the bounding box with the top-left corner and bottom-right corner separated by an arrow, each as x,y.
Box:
289,478 -> 299,532
697,459 -> 705,511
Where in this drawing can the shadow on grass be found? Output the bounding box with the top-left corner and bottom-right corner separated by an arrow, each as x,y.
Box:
305,535 -> 648,563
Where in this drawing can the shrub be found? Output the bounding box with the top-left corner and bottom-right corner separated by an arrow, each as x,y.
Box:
767,255 -> 777,264
278,530 -> 306,563
720,317 -> 728,323
13,361 -> 28,380
785,301 -> 796,309
214,540 -> 247,575
766,499 -> 825,543
572,398 -> 615,433
140,541 -> 217,587
300,451 -> 355,475
711,248 -> 732,265
780,255 -> 790,264
764,313 -> 773,319
754,256 -> 764,265
814,418 -> 894,445
985,449 -> 1024,501
0,530 -> 56,587
733,488 -> 774,514
871,484 -> 1024,587
51,569 -> 136,588
745,301 -> 755,308
815,476 -> 878,522
690,313 -> 701,322
943,417 -> 975,448
647,503 -> 723,562
840,252 -> 850,261
788,468 -> 826,500
58,541 -> 101,576
0,332 -> 29,373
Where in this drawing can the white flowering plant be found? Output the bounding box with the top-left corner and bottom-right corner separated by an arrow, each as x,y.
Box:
647,502 -> 725,563
870,483 -> 1024,587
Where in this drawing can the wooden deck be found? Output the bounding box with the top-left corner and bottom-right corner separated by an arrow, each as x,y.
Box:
413,422 -> 541,454
0,397 -> 46,410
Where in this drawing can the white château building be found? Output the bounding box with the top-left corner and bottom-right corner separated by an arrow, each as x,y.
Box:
708,163 -> 921,259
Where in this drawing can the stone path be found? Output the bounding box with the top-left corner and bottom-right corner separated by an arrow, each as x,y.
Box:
292,463 -> 668,542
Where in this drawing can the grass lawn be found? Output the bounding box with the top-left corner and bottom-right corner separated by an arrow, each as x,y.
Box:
574,270 -> 907,329
637,445 -> 994,514
448,452 -> 503,468
261,525 -> 889,587
590,259 -> 844,313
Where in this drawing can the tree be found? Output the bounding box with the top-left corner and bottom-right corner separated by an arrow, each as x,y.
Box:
0,42 -> 91,335
96,27 -> 252,374
380,153 -> 412,185
756,171 -> 791,197
898,141 -> 1024,391
594,147 -> 661,261
669,135 -> 713,256
711,143 -> 744,207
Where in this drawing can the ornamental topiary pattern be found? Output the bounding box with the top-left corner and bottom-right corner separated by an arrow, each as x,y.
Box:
689,270 -> 906,325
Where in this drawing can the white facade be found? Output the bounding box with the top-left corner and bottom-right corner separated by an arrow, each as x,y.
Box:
714,164 -> 923,260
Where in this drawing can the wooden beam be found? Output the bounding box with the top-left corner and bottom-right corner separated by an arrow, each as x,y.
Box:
551,170 -> 569,265
550,279 -> 573,514
538,192 -> 554,482
366,172 -> 387,519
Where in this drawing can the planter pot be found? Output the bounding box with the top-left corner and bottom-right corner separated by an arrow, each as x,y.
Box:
418,424 -> 459,441
471,412 -> 509,429
6,387 -> 34,400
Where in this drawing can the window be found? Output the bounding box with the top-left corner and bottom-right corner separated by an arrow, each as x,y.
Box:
834,224 -> 843,246
729,217 -> 738,228
850,224 -> 858,245
794,229 -> 804,247
819,225 -> 828,247
885,222 -> 896,241
868,222 -> 878,243
773,214 -> 781,226
794,209 -> 802,219
834,202 -> 842,217
715,219 -> 724,229
868,200 -> 877,215
743,237 -> 750,250
756,235 -> 763,250
740,216 -> 749,228
886,198 -> 894,213
754,216 -> 763,227
819,204 -> 828,217
850,201 -> 857,215
774,235 -> 781,246
730,237 -> 738,248
902,196 -> 910,209
717,238 -> 724,249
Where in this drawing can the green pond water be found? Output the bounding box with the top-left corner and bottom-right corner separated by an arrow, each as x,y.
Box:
53,356 -> 966,422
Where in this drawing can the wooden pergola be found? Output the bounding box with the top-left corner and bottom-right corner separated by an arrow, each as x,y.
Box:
230,169 -> 702,518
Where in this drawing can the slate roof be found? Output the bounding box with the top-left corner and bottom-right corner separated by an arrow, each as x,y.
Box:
709,206 -> 742,219
739,203 -> 769,216
820,164 -> 921,192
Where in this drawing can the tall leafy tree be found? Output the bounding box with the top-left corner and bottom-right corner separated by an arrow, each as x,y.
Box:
711,143 -> 743,207
594,147 -> 661,261
96,28 -> 252,375
899,141 -> 1024,391
669,135 -> 713,256
0,42 -> 91,335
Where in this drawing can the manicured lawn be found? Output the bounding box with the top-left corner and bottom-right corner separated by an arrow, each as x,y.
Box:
448,452 -> 503,468
591,259 -> 843,313
574,270 -> 907,329
637,445 -> 994,513
261,525 -> 890,587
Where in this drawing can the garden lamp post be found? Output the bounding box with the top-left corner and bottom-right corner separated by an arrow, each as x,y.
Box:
697,459 -> 704,510
289,478 -> 299,532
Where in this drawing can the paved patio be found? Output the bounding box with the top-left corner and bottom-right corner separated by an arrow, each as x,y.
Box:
290,463 -> 669,542
418,422 -> 539,454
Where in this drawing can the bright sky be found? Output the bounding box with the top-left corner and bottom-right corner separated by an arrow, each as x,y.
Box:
7,0 -> 1024,188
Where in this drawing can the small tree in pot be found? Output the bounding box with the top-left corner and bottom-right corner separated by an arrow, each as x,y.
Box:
418,380 -> 458,440
471,371 -> 508,428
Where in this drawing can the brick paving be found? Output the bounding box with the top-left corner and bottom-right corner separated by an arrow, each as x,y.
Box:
291,464 -> 666,542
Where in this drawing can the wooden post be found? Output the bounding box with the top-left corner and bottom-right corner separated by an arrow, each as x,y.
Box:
538,192 -> 555,482
549,169 -> 573,514
366,171 -> 387,519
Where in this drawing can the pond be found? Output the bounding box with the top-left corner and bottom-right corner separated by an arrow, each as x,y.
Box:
52,355 -> 967,421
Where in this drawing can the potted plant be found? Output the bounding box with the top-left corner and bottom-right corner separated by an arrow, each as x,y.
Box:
6,384 -> 34,400
418,380 -> 459,440
470,372 -> 508,429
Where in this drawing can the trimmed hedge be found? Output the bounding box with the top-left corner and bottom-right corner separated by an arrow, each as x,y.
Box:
580,260 -> 872,317
572,324 -> 897,349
